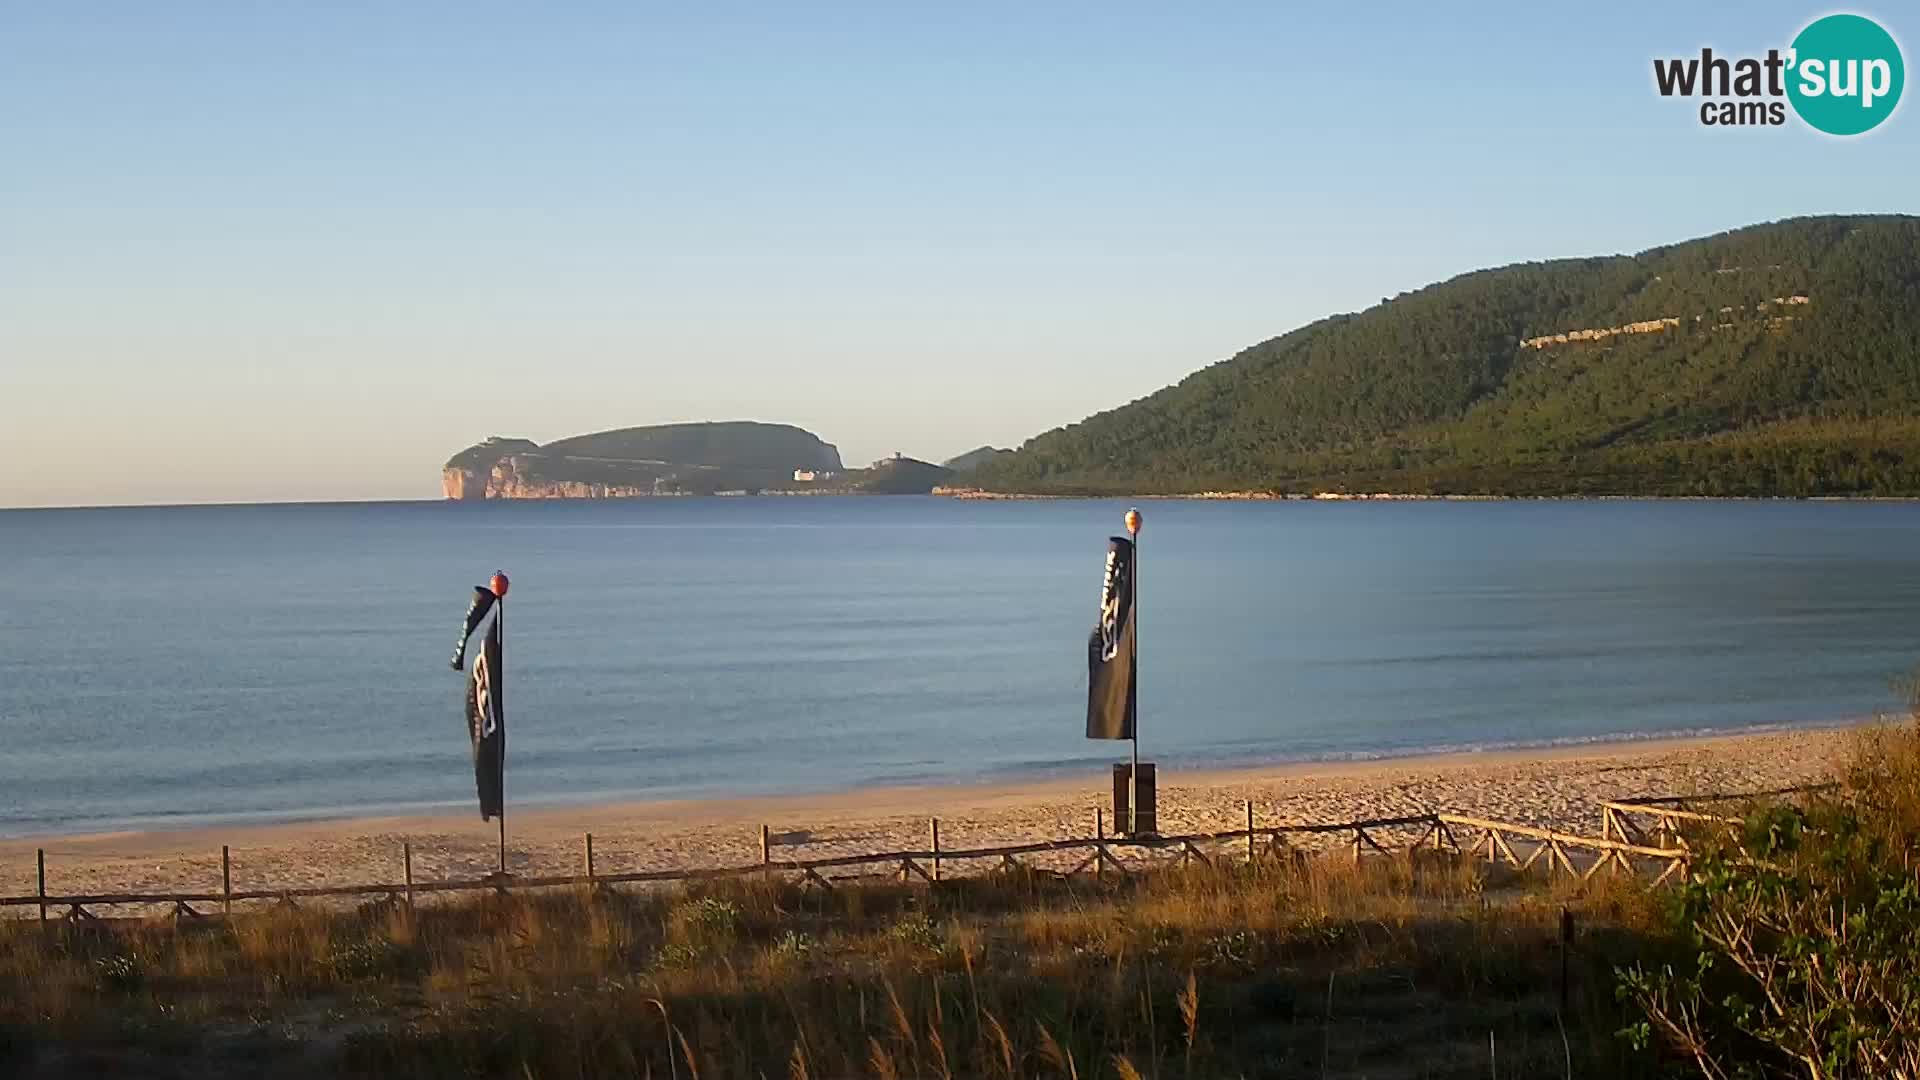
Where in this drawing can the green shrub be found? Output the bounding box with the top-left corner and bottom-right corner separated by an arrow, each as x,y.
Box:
1620,722 -> 1920,1077
770,930 -> 817,961
668,897 -> 740,944
92,953 -> 144,993
884,913 -> 941,953
327,936 -> 418,980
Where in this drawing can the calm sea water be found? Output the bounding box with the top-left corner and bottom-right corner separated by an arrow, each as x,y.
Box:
1,497 -> 1916,837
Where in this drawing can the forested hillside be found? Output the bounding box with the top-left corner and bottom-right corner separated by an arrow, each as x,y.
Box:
540,422 -> 841,472
975,216 -> 1920,496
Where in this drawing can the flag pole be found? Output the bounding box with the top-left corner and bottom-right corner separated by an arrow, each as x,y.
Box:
496,594 -> 507,877
1125,507 -> 1142,835
456,571 -> 513,878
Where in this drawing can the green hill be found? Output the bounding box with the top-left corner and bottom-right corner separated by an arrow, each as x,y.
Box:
442,421 -> 842,498
445,436 -> 540,473
975,215 -> 1920,497
942,445 -> 1013,472
541,421 -> 841,473
856,455 -> 954,494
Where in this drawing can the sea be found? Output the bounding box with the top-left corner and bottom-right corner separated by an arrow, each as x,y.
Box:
2,497 -> 1916,838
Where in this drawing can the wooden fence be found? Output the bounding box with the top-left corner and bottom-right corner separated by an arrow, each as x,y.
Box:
1600,782 -> 1836,850
0,795 -> 1721,925
1439,814 -> 1690,886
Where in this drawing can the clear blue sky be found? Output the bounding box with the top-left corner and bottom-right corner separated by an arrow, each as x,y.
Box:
2,2 -> 1914,506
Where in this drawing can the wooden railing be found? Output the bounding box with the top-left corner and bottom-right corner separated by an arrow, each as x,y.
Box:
1439,814 -> 1691,885
2,798 -> 1707,924
1600,783 -> 1836,850
1,823 -> 1431,921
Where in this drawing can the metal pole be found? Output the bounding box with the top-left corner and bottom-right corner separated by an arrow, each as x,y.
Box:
1129,740 -> 1139,836
498,596 -> 507,877
1128,510 -> 1140,836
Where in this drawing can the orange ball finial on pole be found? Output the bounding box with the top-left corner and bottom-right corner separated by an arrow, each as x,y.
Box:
489,571 -> 511,598
1124,507 -> 1142,536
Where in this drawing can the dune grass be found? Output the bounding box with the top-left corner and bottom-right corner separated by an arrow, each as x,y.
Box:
0,840 -> 1684,1078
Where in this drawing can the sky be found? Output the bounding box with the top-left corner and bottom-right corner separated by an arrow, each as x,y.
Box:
3,2 -> 1916,507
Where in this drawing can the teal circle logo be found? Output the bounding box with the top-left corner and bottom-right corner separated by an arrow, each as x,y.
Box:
1787,14 -> 1904,135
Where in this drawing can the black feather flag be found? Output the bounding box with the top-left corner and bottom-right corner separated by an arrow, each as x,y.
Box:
1086,536 -> 1137,740
451,585 -> 506,820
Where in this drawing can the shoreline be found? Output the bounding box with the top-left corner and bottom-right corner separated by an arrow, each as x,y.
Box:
13,493 -> 1920,513
0,725 -> 1866,907
0,716 -> 1869,846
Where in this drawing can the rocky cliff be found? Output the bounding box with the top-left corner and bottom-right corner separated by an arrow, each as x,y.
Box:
483,454 -> 660,499
443,437 -> 539,500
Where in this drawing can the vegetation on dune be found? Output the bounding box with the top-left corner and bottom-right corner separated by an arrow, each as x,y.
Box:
974,215 -> 1920,496
1623,721 -> 1920,1077
0,851 -> 1664,1078
6,719 -> 1919,1077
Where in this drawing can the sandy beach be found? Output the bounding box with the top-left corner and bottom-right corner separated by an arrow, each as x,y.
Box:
0,727 -> 1857,911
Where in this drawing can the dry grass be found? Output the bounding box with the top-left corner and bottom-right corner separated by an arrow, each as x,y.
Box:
0,843 -> 1682,1078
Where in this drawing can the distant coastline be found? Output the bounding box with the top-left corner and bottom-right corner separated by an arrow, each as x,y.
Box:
933,486 -> 1920,502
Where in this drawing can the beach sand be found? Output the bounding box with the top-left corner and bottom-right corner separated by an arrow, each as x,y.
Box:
0,727 -> 1856,912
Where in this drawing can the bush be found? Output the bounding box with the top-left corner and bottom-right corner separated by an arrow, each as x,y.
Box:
1620,721 -> 1920,1077
667,897 -> 741,947
884,913 -> 942,953
327,935 -> 418,980
92,953 -> 145,993
770,929 -> 817,961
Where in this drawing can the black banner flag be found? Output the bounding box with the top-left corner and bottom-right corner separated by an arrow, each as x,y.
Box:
451,585 -> 506,820
1086,536 -> 1137,740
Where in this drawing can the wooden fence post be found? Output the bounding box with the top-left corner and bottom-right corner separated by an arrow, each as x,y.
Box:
1095,808 -> 1105,881
36,849 -> 46,926
760,825 -> 771,882
221,846 -> 232,917
1559,907 -> 1575,1012
402,842 -> 414,911
584,833 -> 596,886
929,818 -> 941,882
1245,801 -> 1256,864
